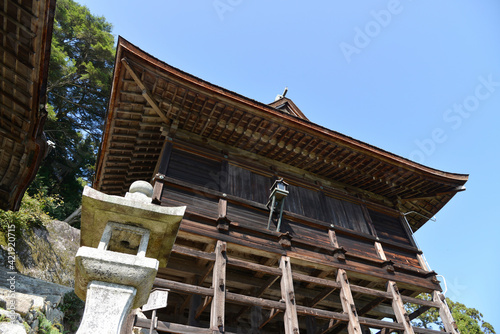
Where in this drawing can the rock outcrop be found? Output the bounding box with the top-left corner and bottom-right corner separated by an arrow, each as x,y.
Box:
0,219 -> 82,333
1,220 -> 80,287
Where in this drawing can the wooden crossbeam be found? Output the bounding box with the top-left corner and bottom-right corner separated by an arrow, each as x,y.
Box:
308,287 -> 337,308
408,306 -> 431,321
232,274 -> 281,323
135,317 -> 239,334
259,308 -> 282,330
319,319 -> 343,334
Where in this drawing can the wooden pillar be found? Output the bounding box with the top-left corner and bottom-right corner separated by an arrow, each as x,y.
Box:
211,240 -> 227,333
152,140 -> 172,204
280,256 -> 300,334
432,291 -> 459,334
374,241 -> 387,261
336,269 -> 362,334
387,281 -> 414,334
328,229 -> 339,248
416,252 -> 430,271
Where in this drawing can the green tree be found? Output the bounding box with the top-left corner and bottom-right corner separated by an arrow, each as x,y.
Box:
31,0 -> 115,220
406,295 -> 495,334
448,299 -> 495,334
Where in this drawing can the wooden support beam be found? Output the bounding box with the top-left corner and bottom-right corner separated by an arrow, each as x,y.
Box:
328,229 -> 340,248
328,285 -> 389,334
408,306 -> 431,321
232,274 -> 281,323
154,278 -> 213,297
337,269 -> 362,334
387,281 -> 414,334
319,319 -> 343,334
400,296 -> 439,309
210,240 -> 227,333
135,317 -> 239,334
196,296 -> 213,320
259,308 -> 282,330
375,241 -> 388,261
217,198 -> 230,231
292,271 -> 340,290
432,291 -> 459,334
357,297 -> 388,318
308,287 -> 337,308
280,256 -> 300,334
121,58 -> 171,124
152,139 -> 172,204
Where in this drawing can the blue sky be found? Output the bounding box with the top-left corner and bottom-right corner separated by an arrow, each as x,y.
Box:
77,0 -> 499,327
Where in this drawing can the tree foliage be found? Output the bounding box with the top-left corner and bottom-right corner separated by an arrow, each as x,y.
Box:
31,0 -> 115,219
406,295 -> 495,334
0,192 -> 62,237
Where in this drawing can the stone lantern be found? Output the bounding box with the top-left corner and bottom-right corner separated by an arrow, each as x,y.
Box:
74,181 -> 186,334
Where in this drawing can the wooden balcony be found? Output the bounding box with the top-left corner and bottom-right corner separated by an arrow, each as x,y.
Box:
130,177 -> 458,333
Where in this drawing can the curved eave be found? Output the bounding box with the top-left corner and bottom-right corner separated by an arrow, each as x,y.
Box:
0,0 -> 56,211
95,37 -> 468,231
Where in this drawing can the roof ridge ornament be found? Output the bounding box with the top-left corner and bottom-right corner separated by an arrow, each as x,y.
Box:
275,86 -> 288,101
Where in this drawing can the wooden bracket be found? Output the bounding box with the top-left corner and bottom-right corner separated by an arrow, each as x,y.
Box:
152,173 -> 167,205
279,231 -> 292,248
382,260 -> 395,273
424,270 -> 438,279
332,247 -> 347,262
216,217 -> 231,232
217,199 -> 231,232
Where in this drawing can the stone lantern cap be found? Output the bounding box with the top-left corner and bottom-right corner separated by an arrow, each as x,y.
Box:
80,183 -> 186,268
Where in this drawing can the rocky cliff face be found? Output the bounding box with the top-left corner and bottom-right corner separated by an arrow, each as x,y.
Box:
0,220 -> 82,333
1,220 -> 80,287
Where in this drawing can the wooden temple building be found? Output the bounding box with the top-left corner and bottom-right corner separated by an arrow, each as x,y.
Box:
94,38 -> 468,334
0,0 -> 56,211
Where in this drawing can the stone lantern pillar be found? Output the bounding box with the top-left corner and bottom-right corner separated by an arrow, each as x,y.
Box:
74,181 -> 186,334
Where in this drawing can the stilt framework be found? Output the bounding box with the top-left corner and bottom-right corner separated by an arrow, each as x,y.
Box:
132,186 -> 459,334
135,245 -> 458,333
